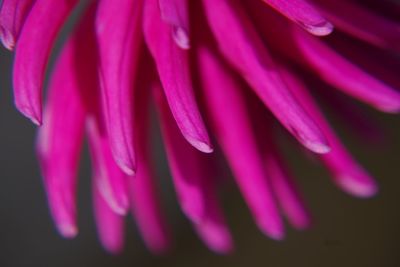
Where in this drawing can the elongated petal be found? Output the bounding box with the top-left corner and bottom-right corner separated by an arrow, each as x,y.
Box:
13,0 -> 78,124
159,0 -> 190,49
93,180 -> 125,254
130,70 -> 171,254
196,44 -> 284,239
95,0 -> 144,175
155,87 -> 208,223
293,27 -> 400,113
260,0 -> 332,36
201,0 -> 329,155
265,149 -> 311,230
0,0 -> 36,50
144,0 -> 212,153
314,0 -> 400,51
36,40 -> 84,239
280,66 -> 378,197
157,89 -> 234,251
192,159 -> 233,254
87,119 -> 130,215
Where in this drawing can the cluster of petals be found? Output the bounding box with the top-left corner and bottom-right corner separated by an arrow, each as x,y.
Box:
1,0 -> 399,254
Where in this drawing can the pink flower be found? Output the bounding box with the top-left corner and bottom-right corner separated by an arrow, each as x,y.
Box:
1,0 -> 399,254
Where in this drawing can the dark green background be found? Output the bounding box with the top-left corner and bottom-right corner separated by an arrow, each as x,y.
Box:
1,24 -> 400,267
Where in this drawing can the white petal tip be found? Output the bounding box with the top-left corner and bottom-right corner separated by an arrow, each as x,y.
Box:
303,21 -> 334,36
336,174 -> 378,198
58,223 -> 78,239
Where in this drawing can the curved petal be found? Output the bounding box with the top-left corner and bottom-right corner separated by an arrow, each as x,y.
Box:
144,0 -> 212,153
0,0 -> 36,50
36,39 -> 84,239
260,0 -> 333,36
201,0 -> 330,155
95,0 -> 144,175
13,0 -> 78,124
196,44 -> 284,239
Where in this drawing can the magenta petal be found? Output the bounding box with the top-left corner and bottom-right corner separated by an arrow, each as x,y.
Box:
36,40 -> 84,239
144,0 -> 212,153
95,0 -> 144,176
0,0 -> 36,50
93,180 -> 125,255
130,77 -> 171,254
155,86 -> 208,223
159,0 -> 190,49
87,119 -> 130,216
265,149 -> 312,230
260,0 -> 333,36
314,0 -> 400,51
280,66 -> 378,198
193,165 -> 233,254
196,44 -> 284,240
202,0 -> 329,155
13,0 -> 78,124
293,27 -> 400,113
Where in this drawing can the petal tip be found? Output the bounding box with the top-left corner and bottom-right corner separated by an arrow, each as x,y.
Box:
304,20 -> 334,36
336,174 -> 379,198
58,223 -> 78,239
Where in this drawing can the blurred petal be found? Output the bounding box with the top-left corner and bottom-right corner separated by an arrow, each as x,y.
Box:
196,44 -> 284,239
36,39 -> 84,239
93,180 -> 125,254
280,66 -> 378,198
87,119 -> 130,216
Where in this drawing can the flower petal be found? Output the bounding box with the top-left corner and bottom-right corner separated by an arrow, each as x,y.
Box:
36,39 -> 84,239
293,27 -> 400,113
87,118 -> 130,216
196,44 -> 284,240
144,0 -> 212,153
159,0 -> 190,49
314,0 -> 400,51
260,0 -> 333,36
280,66 -> 378,198
201,0 -> 330,155
95,0 -> 144,175
93,180 -> 125,255
130,65 -> 171,254
13,0 -> 78,124
0,0 -> 36,50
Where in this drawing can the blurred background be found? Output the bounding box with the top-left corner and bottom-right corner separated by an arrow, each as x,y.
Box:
1,18 -> 400,267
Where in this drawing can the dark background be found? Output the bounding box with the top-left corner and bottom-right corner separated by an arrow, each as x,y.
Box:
1,29 -> 400,267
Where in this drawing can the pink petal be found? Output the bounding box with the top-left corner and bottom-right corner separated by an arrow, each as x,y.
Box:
155,86 -> 208,223
159,0 -> 190,49
36,39 -> 84,239
293,27 -> 400,113
13,0 -> 78,125
201,0 -> 330,155
95,0 -> 144,176
87,118 -> 130,216
196,43 -> 284,240
260,0 -> 333,36
279,66 -> 378,198
193,161 -> 234,254
265,149 -> 312,230
93,180 -> 125,255
130,68 -> 171,254
144,0 -> 212,153
313,0 -> 400,51
0,0 -> 36,50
